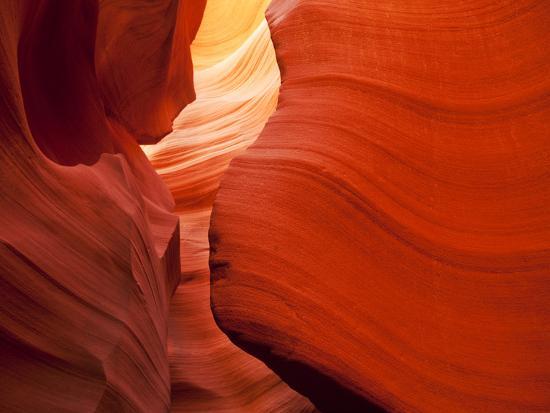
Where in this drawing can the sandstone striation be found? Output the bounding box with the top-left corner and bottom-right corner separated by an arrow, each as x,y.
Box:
0,1 -> 203,411
145,1 -> 315,410
210,1 -> 550,412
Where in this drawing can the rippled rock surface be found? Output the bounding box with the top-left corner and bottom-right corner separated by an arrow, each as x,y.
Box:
210,1 -> 550,412
0,1 -> 204,411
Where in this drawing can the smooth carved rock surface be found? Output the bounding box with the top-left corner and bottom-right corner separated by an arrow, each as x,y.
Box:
189,0 -> 272,69
0,0 -> 203,411
145,1 -> 315,410
96,0 -> 205,144
210,1 -> 550,412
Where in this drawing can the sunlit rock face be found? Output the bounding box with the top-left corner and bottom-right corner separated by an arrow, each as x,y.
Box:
210,1 -> 550,412
145,1 -> 315,411
0,0 -> 203,411
190,0 -> 272,69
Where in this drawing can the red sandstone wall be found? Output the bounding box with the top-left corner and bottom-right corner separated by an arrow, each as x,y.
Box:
0,1 -> 204,411
210,1 -> 550,412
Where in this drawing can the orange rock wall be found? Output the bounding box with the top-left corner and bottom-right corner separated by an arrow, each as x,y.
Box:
210,1 -> 550,412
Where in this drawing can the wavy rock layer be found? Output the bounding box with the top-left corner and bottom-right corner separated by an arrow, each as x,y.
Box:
210,1 -> 550,412
145,2 -> 315,411
96,0 -> 205,144
189,0 -> 271,69
0,1 -> 203,411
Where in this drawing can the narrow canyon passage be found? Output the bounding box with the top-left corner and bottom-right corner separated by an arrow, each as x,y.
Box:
144,1 -> 315,411
1,1 -> 549,412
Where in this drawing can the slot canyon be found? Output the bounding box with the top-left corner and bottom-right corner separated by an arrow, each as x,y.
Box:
0,1 -> 549,412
